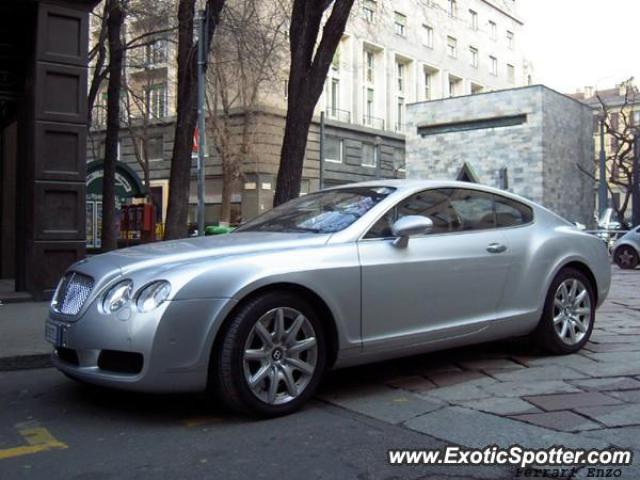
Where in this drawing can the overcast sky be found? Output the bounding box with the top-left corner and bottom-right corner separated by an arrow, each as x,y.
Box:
519,0 -> 639,94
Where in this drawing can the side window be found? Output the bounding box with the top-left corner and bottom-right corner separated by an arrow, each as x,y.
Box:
494,196 -> 533,227
363,188 -> 533,239
449,189 -> 496,230
364,188 -> 460,238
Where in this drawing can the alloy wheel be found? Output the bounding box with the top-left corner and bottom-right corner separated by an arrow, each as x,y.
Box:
553,278 -> 592,346
616,247 -> 638,269
242,307 -> 318,405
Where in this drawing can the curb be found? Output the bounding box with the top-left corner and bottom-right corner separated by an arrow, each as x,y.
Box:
0,354 -> 52,372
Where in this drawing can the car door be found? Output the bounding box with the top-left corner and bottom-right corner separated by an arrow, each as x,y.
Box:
358,188 -> 513,354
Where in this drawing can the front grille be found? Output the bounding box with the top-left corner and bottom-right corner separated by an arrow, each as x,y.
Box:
52,272 -> 94,315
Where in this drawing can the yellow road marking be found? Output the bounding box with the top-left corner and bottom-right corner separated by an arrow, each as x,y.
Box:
0,422 -> 67,460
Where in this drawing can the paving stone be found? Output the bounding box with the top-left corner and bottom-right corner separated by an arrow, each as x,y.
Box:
605,389 -> 640,403
520,354 -> 599,371
386,375 -> 437,393
482,380 -> 582,398
522,392 -> 623,411
426,370 -> 490,387
576,404 -> 640,427
569,362 -> 640,378
568,377 -> 640,392
582,426 -> 640,450
319,384 -> 444,424
509,411 -> 602,432
420,376 -> 498,402
583,343 -> 640,353
582,352 -> 640,363
456,397 -> 541,415
404,406 -> 609,450
492,366 -> 587,382
457,358 -> 525,371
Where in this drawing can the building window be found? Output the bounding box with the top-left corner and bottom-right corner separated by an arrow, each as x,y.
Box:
326,78 -> 340,117
146,38 -> 168,66
422,24 -> 434,48
364,50 -> 375,83
469,9 -> 478,30
394,12 -> 406,36
361,142 -> 377,167
147,83 -> 167,118
633,111 -> 640,125
447,36 -> 457,58
331,47 -> 340,71
397,97 -> 405,131
397,62 -> 405,92
490,56 -> 498,76
507,64 -> 515,83
424,70 -> 432,100
448,0 -> 457,17
145,135 -> 164,161
393,147 -> 405,172
489,21 -> 497,40
325,136 -> 343,163
507,30 -> 514,49
469,46 -> 478,68
365,88 -> 374,124
363,0 -> 376,23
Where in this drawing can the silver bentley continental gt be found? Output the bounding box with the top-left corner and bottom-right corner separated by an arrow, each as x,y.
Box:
46,180 -> 611,416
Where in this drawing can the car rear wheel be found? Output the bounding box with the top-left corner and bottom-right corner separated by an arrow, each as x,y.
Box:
614,245 -> 639,269
213,292 -> 326,417
533,268 -> 595,355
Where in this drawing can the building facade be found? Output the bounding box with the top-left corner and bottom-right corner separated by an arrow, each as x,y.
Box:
405,85 -> 595,225
87,0 -> 532,231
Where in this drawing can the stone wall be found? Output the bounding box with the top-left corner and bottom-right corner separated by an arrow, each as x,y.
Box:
405,85 -> 595,224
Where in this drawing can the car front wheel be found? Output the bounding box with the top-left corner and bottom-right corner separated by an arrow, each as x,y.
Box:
213,292 -> 326,417
533,268 -> 595,355
614,245 -> 639,269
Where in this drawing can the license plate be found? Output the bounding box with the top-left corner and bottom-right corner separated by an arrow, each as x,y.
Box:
45,321 -> 64,347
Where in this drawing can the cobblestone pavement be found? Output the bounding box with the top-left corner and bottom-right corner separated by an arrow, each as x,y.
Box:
319,267 -> 640,478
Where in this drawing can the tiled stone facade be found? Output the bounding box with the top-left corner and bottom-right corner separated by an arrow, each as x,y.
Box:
405,85 -> 595,225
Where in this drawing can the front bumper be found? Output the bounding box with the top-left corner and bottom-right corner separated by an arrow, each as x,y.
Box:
47,297 -> 236,393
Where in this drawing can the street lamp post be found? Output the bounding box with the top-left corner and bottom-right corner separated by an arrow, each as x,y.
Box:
598,117 -> 608,219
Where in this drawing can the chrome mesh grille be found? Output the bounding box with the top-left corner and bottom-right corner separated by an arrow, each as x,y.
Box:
52,272 -> 94,315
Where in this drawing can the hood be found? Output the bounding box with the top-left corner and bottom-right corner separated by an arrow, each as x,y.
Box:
72,232 -> 331,278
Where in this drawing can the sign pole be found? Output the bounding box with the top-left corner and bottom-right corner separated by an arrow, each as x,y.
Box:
196,10 -> 207,236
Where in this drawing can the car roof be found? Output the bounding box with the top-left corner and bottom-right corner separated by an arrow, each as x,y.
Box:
327,179 -> 531,203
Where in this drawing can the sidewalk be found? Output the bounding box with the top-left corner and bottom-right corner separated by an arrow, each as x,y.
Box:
0,302 -> 51,370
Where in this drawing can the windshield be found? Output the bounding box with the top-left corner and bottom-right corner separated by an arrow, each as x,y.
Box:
236,187 -> 395,234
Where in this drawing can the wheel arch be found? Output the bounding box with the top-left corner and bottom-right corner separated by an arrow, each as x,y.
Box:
557,260 -> 599,305
209,282 -> 340,372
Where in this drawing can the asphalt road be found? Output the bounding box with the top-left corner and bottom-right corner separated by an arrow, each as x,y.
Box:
0,368 -> 513,480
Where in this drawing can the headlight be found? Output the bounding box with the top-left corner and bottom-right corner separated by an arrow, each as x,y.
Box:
136,281 -> 171,313
102,280 -> 133,313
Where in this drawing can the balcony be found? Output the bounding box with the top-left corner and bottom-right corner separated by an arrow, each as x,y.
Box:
325,108 -> 351,123
363,115 -> 385,130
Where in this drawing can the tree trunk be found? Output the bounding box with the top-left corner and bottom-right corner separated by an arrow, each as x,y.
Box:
164,0 -> 225,240
101,0 -> 125,252
87,1 -> 109,124
273,0 -> 355,207
273,101 -> 316,205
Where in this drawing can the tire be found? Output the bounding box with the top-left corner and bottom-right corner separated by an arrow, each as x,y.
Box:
532,267 -> 596,355
213,291 -> 327,417
614,245 -> 639,270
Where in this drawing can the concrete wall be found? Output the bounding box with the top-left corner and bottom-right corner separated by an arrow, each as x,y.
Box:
405,85 -> 595,224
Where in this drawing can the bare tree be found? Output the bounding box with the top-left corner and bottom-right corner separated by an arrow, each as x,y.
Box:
164,0 -> 226,240
273,0 -> 355,206
584,79 -> 640,224
207,0 -> 288,224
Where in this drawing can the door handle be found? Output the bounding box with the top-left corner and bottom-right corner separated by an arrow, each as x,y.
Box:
487,243 -> 507,254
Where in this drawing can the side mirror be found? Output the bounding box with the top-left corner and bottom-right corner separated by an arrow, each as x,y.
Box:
391,215 -> 433,248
